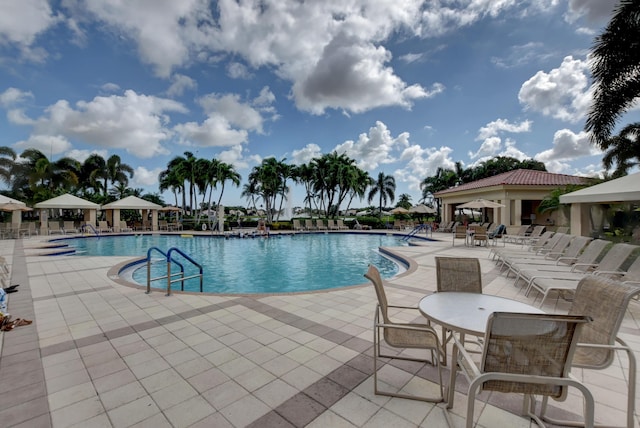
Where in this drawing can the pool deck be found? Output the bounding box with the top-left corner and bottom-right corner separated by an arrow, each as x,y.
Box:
1,231 -> 639,427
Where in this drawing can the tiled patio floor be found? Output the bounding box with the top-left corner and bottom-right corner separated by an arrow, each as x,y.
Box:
0,232 -> 638,427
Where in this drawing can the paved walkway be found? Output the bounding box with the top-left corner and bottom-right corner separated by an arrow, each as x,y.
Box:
0,233 -> 638,427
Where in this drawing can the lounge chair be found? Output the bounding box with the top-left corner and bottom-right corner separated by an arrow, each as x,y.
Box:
365,265 -> 444,402
158,220 -> 168,231
499,233 -> 572,273
292,219 -> 304,231
304,219 -> 317,231
505,235 -> 592,278
502,225 -> 528,244
336,219 -> 349,230
98,221 -> 112,233
119,221 -> 133,232
524,243 -> 638,306
63,221 -> 79,234
48,221 -> 64,235
316,219 -> 327,230
327,219 -> 339,230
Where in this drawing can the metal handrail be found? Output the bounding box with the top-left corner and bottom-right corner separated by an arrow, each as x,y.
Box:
166,247 -> 203,295
81,223 -> 100,237
145,246 -> 185,294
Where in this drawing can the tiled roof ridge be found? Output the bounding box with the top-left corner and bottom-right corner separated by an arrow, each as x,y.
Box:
435,169 -> 589,195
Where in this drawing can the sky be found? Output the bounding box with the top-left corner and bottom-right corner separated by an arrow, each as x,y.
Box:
0,0 -> 634,209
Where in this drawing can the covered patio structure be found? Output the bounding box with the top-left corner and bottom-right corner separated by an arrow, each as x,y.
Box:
559,172 -> 640,238
33,193 -> 100,234
434,169 -> 589,227
0,195 -> 28,227
101,196 -> 161,231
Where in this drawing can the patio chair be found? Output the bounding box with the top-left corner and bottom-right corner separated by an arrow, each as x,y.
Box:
336,219 -> 349,230
158,220 -> 168,231
452,225 -> 467,246
506,236 -> 592,279
48,221 -> 63,235
304,219 -> 316,231
449,312 -> 594,428
63,221 -> 78,234
540,276 -> 639,428
292,219 -> 303,231
472,226 -> 488,246
435,257 -> 482,363
500,233 -> 573,274
119,221 -> 133,232
316,219 -> 327,230
524,243 -> 637,306
364,265 -> 444,402
503,225 -> 529,244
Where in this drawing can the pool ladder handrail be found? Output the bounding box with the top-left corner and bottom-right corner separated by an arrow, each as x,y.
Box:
402,224 -> 430,240
145,246 -> 203,295
81,223 -> 100,237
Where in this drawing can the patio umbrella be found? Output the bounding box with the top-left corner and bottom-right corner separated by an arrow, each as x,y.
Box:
409,204 -> 436,214
158,206 -> 181,212
390,207 -> 410,215
0,202 -> 33,212
457,199 -> 505,222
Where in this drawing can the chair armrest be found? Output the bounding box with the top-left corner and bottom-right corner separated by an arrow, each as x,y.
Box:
452,335 -> 482,379
375,322 -> 439,335
592,270 -> 623,277
570,263 -> 598,272
555,256 -> 578,265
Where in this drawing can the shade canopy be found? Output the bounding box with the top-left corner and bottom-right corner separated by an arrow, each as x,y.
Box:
34,193 -> 100,209
0,195 -> 26,206
0,202 -> 32,212
102,195 -> 161,210
409,204 -> 436,214
559,172 -> 640,204
390,207 -> 410,214
457,199 -> 505,209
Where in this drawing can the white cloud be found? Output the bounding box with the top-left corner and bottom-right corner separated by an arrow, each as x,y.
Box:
198,93 -> 267,133
174,117 -> 249,148
565,0 -> 617,24
0,87 -> 33,107
227,62 -> 253,79
218,144 -> 252,170
395,145 -> 457,192
132,166 -> 163,187
534,129 -> 600,164
0,0 -> 61,61
166,74 -> 197,97
291,143 -> 322,165
100,82 -> 120,93
14,134 -> 71,155
518,55 -> 592,123
470,119 -> 532,159
333,121 -> 409,171
65,148 -> 108,163
29,90 -> 186,158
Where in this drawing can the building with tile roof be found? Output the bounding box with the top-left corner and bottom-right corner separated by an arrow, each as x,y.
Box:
434,169 -> 590,227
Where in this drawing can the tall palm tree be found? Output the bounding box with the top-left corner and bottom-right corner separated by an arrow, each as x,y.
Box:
601,123 -> 640,177
16,149 -> 80,202
0,146 -> 16,187
368,172 -> 396,218
105,155 -> 134,197
585,0 -> 640,148
396,193 -> 412,209
214,162 -> 241,207
80,154 -> 107,196
158,165 -> 183,207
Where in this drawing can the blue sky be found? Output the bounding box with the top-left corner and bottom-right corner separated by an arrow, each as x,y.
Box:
0,0 -> 629,208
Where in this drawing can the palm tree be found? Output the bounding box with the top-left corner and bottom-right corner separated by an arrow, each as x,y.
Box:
585,0 -> 640,148
367,172 -> 396,218
158,166 -> 183,207
80,154 -> 107,196
396,193 -> 412,209
0,146 -> 16,186
601,123 -> 640,177
16,149 -> 80,202
105,155 -> 134,197
214,162 -> 241,207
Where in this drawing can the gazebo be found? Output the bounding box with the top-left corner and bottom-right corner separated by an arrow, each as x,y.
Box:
101,196 -> 161,231
559,172 -> 640,237
34,194 -> 100,234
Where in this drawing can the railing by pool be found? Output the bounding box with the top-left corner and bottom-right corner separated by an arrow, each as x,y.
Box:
145,246 -> 203,295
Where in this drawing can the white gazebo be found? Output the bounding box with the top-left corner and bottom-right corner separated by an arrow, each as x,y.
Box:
34,193 -> 101,234
101,196 -> 162,231
560,172 -> 640,236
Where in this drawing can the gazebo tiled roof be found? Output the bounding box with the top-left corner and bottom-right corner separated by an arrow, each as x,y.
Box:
435,169 -> 590,196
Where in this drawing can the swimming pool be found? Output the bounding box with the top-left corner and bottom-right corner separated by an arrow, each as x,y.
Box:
63,233 -> 410,294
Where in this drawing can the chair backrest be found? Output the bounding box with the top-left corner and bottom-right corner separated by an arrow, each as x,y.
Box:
528,225 -> 546,238
569,276 -> 640,369
555,226 -> 569,234
327,219 -> 335,228
594,243 -> 637,272
49,221 -> 60,230
544,233 -> 573,255
364,265 -> 390,324
555,236 -> 592,263
436,257 -> 482,293
473,226 -> 488,241
532,231 -> 559,249
622,255 -> 640,282
64,221 -> 75,230
120,221 -> 128,229
573,239 -> 610,270
481,312 -> 591,399
305,219 -> 314,228
454,225 -> 467,238
317,219 -> 325,228
293,219 -> 301,228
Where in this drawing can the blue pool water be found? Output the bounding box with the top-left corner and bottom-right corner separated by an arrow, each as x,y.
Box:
63,233 -> 409,294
